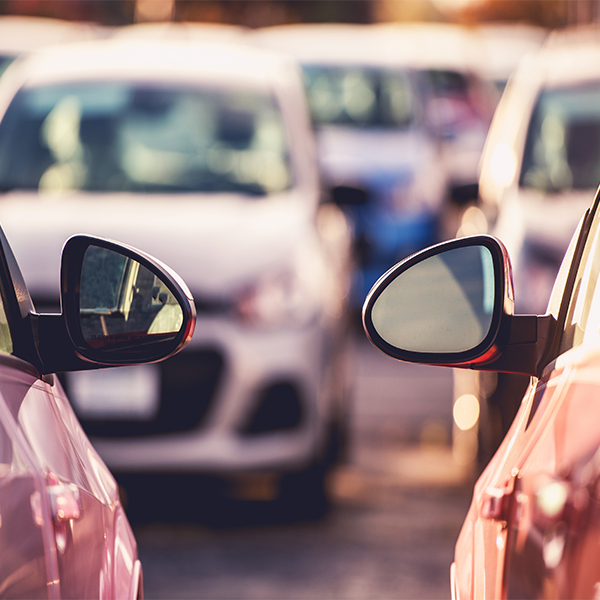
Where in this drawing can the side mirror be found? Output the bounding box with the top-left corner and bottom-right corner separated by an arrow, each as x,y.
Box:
35,235 -> 195,374
362,235 -> 555,376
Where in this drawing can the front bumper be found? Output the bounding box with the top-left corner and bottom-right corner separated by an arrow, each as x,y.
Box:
79,314 -> 343,474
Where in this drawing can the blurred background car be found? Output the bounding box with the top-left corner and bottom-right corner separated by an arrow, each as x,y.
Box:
0,14 -> 106,79
373,22 -> 499,211
0,36 -> 353,515
454,26 -> 600,467
472,21 -> 547,96
111,20 -> 249,42
478,26 -> 600,315
253,23 -> 449,309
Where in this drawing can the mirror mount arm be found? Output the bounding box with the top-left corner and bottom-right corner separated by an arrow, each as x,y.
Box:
471,314 -> 557,377
31,313 -> 98,375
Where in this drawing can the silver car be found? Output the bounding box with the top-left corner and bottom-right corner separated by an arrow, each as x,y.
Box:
0,37 -> 353,514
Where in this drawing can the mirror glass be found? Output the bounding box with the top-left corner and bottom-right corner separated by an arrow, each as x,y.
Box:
370,245 -> 496,353
79,246 -> 184,351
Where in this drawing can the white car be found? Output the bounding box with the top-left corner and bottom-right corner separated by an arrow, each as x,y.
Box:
0,15 -> 104,78
253,24 -> 448,307
112,21 -> 249,42
372,22 -> 498,205
472,22 -> 547,94
452,28 -> 600,467
0,37 -> 353,513
479,28 -> 600,314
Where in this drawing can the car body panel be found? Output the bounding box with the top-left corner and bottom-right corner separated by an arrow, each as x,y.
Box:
0,334 -> 141,598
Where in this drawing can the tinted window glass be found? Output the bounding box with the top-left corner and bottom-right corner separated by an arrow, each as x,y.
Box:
520,84 -> 600,193
0,54 -> 15,79
302,65 -> 415,128
0,82 -> 292,196
558,202 -> 600,354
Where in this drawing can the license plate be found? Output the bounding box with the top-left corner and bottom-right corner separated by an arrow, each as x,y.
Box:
67,365 -> 160,421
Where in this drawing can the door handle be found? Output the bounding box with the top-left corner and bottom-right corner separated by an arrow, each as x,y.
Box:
48,483 -> 82,522
481,485 -> 511,521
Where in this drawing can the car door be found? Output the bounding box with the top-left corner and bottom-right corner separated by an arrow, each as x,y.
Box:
0,379 -> 53,599
0,226 -> 141,598
450,217 -> 586,600
11,374 -> 123,599
501,195 -> 600,599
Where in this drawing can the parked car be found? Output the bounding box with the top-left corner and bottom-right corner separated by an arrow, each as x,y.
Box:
253,23 -> 448,308
373,23 -> 498,208
0,37 -> 353,513
0,230 -> 195,597
363,184 -> 600,598
112,20 -> 249,42
453,28 -> 600,465
479,28 -> 600,314
472,22 -> 547,95
0,15 -> 104,79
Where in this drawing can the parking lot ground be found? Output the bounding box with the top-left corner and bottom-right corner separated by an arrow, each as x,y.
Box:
134,334 -> 474,599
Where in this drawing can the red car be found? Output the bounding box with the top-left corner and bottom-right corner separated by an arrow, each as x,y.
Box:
363,189 -> 600,598
0,232 -> 194,598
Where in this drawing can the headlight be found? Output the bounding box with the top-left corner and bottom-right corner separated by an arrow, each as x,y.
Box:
235,271 -> 318,328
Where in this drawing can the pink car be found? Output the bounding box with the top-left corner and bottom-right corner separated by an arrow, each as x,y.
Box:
0,232 -> 195,598
363,188 -> 600,598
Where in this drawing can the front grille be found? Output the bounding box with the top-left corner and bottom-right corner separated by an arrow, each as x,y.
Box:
239,382 -> 304,435
67,349 -> 224,437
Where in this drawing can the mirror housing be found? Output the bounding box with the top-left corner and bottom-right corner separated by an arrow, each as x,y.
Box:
34,235 -> 196,375
362,235 -> 556,377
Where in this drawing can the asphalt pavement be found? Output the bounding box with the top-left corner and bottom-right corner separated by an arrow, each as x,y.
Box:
133,333 -> 474,599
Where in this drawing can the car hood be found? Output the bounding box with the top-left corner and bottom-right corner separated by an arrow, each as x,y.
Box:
0,191 -> 314,302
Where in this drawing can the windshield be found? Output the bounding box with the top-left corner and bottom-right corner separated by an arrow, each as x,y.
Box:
302,65 -> 415,128
0,82 -> 292,196
0,55 -> 15,79
520,83 -> 600,193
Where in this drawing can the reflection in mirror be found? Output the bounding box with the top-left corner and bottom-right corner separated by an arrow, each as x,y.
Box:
371,245 -> 495,354
80,246 -> 183,351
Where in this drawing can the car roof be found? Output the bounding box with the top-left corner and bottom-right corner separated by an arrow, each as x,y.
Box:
253,23 -> 424,68
471,22 -> 547,83
254,22 -> 506,77
0,15 -> 105,55
112,21 -> 250,43
3,37 -> 296,90
514,28 -> 600,88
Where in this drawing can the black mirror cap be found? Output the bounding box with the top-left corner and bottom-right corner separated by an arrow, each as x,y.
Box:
362,234 -> 514,367
60,235 -> 196,366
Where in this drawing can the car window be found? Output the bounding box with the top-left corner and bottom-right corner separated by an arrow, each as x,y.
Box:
0,82 -> 292,196
520,83 -> 600,193
558,202 -> 600,354
302,65 -> 416,128
0,292 -> 12,356
0,54 -> 15,79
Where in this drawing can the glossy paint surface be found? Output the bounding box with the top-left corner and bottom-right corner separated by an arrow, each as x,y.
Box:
0,353 -> 139,598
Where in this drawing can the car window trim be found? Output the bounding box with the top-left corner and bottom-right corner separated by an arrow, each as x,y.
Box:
542,188 -> 600,367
